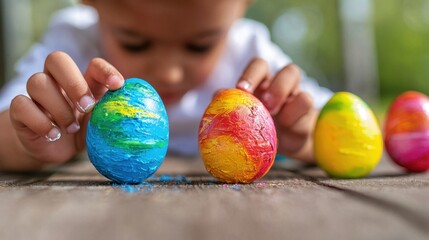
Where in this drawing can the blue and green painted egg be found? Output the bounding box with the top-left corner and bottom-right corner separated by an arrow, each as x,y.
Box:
86,78 -> 169,184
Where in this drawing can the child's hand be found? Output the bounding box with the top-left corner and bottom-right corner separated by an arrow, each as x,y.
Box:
236,58 -> 317,162
8,51 -> 124,166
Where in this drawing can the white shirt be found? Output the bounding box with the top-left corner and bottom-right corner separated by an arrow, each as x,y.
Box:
0,5 -> 332,156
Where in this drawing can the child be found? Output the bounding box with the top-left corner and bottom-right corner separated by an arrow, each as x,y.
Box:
0,0 -> 332,171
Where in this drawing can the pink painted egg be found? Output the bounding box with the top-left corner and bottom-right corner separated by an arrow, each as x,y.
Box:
384,91 -> 429,172
198,89 -> 277,183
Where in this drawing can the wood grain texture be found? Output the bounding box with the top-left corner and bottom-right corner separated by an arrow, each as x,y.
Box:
0,155 -> 428,240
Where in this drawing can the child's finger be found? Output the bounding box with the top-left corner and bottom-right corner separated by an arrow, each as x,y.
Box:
9,95 -> 62,142
287,110 -> 316,137
26,72 -> 80,134
261,64 -> 300,114
84,58 -> 124,99
276,92 -> 313,131
44,51 -> 96,113
276,106 -> 318,159
236,57 -> 270,93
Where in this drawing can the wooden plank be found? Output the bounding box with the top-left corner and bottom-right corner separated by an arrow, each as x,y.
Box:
0,156 -> 428,240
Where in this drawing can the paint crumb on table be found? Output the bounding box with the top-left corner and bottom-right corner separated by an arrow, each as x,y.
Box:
111,174 -> 192,193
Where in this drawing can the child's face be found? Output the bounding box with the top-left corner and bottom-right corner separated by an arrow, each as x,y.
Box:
89,0 -> 248,105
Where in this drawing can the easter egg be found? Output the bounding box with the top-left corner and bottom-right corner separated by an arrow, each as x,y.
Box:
86,78 -> 169,184
314,92 -> 383,178
384,91 -> 429,172
198,89 -> 277,183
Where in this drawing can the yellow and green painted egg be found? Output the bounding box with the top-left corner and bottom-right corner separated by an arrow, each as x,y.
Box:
314,92 -> 383,178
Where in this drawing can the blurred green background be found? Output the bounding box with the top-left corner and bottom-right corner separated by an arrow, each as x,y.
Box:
1,0 -> 429,113
246,0 -> 429,112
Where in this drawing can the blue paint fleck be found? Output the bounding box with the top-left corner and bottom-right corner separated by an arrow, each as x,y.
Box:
222,183 -> 242,191
158,174 -> 191,184
275,154 -> 289,161
159,174 -> 192,184
113,183 -> 139,193
159,175 -> 173,181
112,174 -> 192,193
113,182 -> 154,193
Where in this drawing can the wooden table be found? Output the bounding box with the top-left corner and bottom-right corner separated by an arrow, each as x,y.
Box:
0,154 -> 428,240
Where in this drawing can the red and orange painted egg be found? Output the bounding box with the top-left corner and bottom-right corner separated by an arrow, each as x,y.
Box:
198,89 -> 277,183
384,91 -> 429,172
